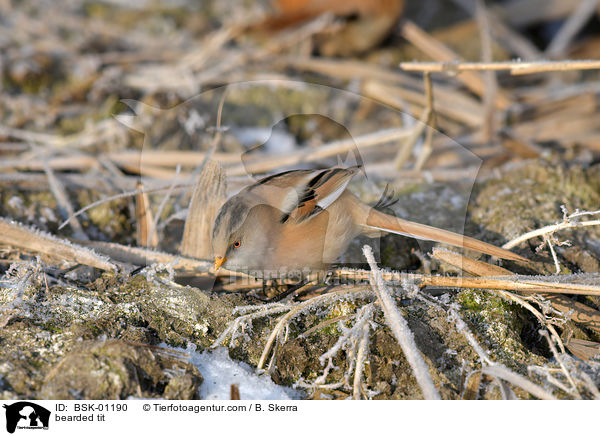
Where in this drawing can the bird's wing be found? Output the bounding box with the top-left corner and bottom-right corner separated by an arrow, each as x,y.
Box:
250,167 -> 360,223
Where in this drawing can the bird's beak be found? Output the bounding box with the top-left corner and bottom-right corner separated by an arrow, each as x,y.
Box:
214,256 -> 227,271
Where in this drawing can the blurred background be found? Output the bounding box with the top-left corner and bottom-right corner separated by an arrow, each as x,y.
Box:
1,0 -> 600,260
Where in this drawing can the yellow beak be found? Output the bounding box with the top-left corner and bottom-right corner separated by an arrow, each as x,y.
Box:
214,256 -> 227,271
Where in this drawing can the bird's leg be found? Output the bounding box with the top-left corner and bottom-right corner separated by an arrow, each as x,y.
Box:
265,278 -> 321,303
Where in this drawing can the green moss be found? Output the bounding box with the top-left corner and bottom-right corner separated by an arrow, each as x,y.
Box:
457,289 -> 534,366
320,301 -> 357,336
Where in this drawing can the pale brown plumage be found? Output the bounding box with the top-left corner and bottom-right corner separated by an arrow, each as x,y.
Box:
211,167 -> 527,276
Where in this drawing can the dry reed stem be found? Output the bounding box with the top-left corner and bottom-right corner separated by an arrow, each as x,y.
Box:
363,163 -> 481,183
400,20 -> 512,109
545,0 -> 598,58
277,55 -> 413,84
0,155 -> 98,172
108,151 -> 242,168
335,269 -> 600,296
361,79 -> 483,127
425,275 -> 600,295
134,181 -> 158,248
0,119 -> 125,149
434,249 -> 600,338
400,60 -> 600,75
78,240 -> 254,278
431,247 -> 512,276
475,0 -> 498,142
180,160 -> 227,259
450,0 -> 543,60
393,71 -> 434,169
227,126 -> 414,176
43,162 -> 88,241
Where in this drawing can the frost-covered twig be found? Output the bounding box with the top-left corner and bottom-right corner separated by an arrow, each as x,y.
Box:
540,234 -> 560,274
0,218 -> 116,271
257,286 -> 372,371
311,303 -> 375,390
446,303 -> 493,365
409,278 -> 559,399
353,314 -> 372,400
529,354 -> 600,399
494,290 -> 565,354
481,366 -> 556,400
211,303 -> 292,348
539,330 -> 580,398
0,260 -> 41,327
503,208 -> 600,263
141,261 -> 177,284
572,364 -> 600,400
502,206 -> 599,274
363,245 -> 440,400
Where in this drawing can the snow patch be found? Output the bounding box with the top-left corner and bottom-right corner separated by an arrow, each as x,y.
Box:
184,346 -> 304,400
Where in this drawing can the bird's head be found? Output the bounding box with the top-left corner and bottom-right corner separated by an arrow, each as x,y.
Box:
211,198 -> 274,273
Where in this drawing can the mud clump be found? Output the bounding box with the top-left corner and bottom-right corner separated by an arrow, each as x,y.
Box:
40,340 -> 203,400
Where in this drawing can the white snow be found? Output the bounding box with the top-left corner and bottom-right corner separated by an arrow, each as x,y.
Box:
183,346 -> 304,400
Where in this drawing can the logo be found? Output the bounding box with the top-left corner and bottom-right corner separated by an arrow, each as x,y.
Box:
2,402 -> 50,434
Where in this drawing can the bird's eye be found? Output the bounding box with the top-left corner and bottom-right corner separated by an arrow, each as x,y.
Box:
233,241 -> 241,248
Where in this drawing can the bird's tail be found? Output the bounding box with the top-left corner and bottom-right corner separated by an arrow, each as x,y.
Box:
364,207 -> 528,262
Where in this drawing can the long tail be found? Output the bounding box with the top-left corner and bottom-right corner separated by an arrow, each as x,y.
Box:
364,207 -> 528,262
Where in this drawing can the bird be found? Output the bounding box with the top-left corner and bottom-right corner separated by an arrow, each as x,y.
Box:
247,0 -> 405,56
211,166 -> 527,277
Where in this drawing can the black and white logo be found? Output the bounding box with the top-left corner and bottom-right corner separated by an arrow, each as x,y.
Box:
3,402 -> 50,434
